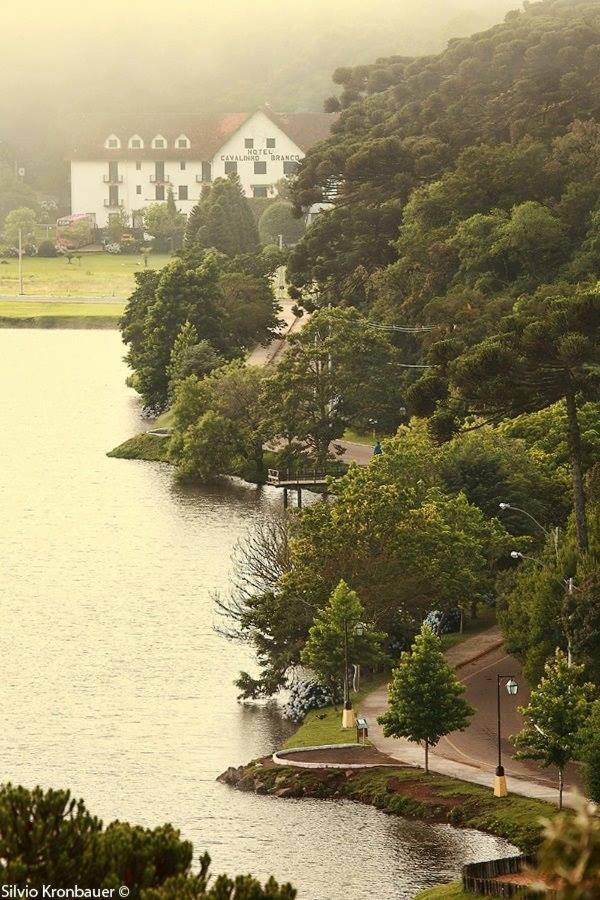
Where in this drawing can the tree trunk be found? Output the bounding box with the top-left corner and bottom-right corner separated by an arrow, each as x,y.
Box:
424,739 -> 429,775
565,387 -> 589,553
558,767 -> 564,811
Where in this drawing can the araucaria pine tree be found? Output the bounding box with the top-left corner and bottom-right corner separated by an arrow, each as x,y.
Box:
378,624 -> 473,773
512,649 -> 595,809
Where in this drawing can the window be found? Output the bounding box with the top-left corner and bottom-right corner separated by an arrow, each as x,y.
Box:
136,161 -> 142,171
224,161 -> 237,175
105,134 -> 120,149
254,161 -> 267,175
129,134 -> 143,149
152,134 -> 166,149
108,185 -> 119,206
180,160 -> 186,171
108,139 -> 118,148
178,185 -> 188,200
155,185 -> 165,201
136,185 -> 142,195
201,161 -> 212,182
283,160 -> 299,176
244,138 -> 254,149
266,138 -> 276,148
253,186 -> 268,198
176,134 -> 190,149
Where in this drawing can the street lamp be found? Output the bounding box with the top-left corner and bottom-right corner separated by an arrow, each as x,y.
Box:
499,502 -> 559,563
495,674 -> 519,798
342,621 -> 364,729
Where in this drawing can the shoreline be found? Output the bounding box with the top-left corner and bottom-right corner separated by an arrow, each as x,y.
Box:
217,755 -> 552,854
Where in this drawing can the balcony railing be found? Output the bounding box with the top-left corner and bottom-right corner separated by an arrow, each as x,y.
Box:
103,175 -> 123,183
149,174 -> 170,183
195,174 -> 212,183
103,199 -> 124,208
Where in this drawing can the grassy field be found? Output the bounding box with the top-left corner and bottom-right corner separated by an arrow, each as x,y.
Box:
283,673 -> 388,749
0,253 -> 171,298
0,301 -> 125,318
414,884 -> 486,900
440,606 -> 497,651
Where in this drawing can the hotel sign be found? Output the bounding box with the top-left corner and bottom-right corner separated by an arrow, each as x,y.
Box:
221,151 -> 301,163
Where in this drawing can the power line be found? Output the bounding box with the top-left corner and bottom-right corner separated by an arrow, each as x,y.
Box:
367,322 -> 434,333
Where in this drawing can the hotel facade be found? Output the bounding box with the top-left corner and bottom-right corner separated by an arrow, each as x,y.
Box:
69,109 -> 335,228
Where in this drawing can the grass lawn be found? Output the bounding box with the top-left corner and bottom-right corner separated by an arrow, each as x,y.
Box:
283,673 -> 388,749
343,428 -> 380,445
0,301 -> 124,318
440,605 -> 497,651
0,253 -> 171,298
414,884 -> 486,900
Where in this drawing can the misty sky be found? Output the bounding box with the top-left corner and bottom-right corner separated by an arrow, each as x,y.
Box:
1,0 -> 519,178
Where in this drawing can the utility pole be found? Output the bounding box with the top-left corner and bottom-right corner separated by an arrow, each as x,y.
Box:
18,229 -> 24,295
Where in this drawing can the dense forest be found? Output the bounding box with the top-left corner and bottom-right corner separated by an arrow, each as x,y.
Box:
290,0 -> 600,309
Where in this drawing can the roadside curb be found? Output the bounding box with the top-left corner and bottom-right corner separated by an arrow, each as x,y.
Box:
453,638 -> 505,671
272,744 -> 406,770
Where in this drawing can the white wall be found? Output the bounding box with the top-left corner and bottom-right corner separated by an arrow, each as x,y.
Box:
211,110 -> 303,197
71,159 -> 205,227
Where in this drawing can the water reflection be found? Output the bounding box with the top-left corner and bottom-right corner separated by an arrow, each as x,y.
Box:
0,330 -> 515,899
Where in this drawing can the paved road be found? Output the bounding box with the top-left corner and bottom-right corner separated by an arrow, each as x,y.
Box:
362,626 -> 580,806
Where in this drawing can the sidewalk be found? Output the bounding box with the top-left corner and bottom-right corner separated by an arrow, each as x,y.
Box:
361,626 -> 578,809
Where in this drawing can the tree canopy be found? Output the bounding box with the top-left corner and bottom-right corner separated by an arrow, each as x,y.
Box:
185,177 -> 260,257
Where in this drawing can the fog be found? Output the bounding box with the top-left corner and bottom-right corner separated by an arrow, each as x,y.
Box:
0,0 -> 518,191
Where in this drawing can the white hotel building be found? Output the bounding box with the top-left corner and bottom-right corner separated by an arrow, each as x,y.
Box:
69,109 -> 335,228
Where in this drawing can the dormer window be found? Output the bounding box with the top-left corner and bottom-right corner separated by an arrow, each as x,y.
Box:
152,134 -> 167,149
176,134 -> 190,149
105,134 -> 121,150
129,134 -> 144,149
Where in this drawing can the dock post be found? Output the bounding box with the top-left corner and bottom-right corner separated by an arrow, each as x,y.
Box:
283,487 -> 288,509
298,488 -> 302,509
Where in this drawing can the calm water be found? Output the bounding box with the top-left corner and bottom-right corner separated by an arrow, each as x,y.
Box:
0,330 -> 515,899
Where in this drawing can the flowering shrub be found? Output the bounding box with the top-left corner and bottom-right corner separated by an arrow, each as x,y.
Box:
423,608 -> 462,636
282,677 -> 335,723
105,242 -> 121,254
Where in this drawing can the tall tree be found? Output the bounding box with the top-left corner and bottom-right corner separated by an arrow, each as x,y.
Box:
185,176 -> 260,257
512,649 -> 595,809
444,289 -> 600,551
2,206 -> 37,246
301,580 -> 386,703
378,624 -> 473,773
263,306 -> 404,465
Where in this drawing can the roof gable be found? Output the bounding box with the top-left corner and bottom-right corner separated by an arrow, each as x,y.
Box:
69,110 -> 337,161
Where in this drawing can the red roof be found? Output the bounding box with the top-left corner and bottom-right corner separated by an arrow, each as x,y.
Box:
69,110 -> 336,161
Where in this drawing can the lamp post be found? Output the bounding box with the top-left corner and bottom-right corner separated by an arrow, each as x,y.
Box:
342,621 -> 364,729
510,551 -> 576,665
495,675 -> 519,797
499,502 -> 559,564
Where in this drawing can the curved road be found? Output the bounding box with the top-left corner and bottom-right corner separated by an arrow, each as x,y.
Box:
362,626 -> 580,805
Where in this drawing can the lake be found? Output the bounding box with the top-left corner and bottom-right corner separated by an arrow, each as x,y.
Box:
0,329 -> 515,898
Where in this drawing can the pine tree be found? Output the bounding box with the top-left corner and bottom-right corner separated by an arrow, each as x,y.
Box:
378,624 -> 474,773
183,177 -> 260,257
301,580 -> 386,705
512,649 -> 595,809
